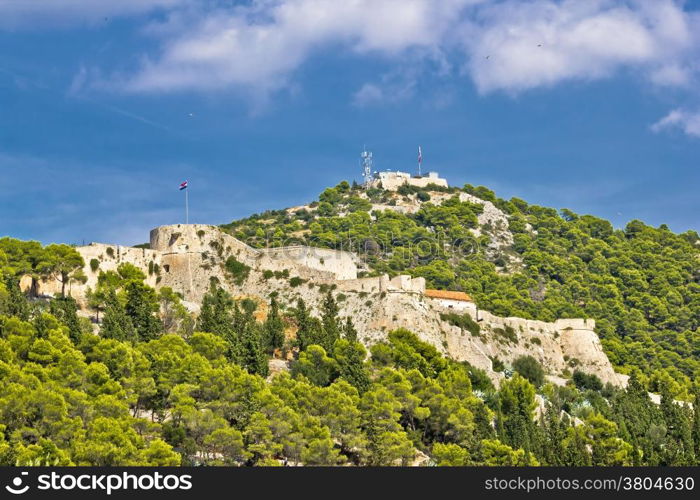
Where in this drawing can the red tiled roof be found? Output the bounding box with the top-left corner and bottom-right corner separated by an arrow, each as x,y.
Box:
424,289 -> 473,302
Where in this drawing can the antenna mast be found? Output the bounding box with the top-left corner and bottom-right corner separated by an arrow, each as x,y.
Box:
361,147 -> 373,189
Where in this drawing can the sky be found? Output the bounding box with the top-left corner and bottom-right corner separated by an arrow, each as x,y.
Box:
1,0 -> 700,246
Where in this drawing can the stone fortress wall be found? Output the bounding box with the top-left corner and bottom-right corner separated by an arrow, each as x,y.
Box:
31,222 -> 627,388
371,171 -> 448,191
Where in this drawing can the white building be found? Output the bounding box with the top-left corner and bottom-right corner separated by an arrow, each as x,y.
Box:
424,289 -> 477,314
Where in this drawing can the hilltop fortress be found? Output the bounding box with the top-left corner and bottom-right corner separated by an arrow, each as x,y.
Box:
31,218 -> 628,388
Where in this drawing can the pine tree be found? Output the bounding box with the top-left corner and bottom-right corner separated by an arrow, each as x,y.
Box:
101,289 -> 137,342
263,295 -> 285,355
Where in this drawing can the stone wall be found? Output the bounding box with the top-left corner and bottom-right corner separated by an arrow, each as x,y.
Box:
29,223 -> 625,388
256,246 -> 358,280
372,171 -> 448,191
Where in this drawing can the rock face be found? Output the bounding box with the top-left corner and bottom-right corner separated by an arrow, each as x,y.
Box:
32,224 -> 627,387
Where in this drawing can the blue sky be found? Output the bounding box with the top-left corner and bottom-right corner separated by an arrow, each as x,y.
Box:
1,0 -> 700,246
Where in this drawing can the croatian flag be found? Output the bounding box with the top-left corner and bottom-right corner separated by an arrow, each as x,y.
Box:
418,146 -> 423,165
179,180 -> 188,191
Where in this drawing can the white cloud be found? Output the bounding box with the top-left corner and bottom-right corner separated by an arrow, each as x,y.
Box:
0,0 -> 188,29
465,0 -> 697,93
3,0 -> 699,101
651,109 -> 700,137
352,84 -> 384,107
122,0 -> 478,92
112,0 -> 699,96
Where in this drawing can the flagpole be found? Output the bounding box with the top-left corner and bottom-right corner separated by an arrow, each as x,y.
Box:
418,146 -> 422,177
185,188 -> 189,224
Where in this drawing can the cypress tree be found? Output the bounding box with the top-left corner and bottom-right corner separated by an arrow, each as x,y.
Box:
341,316 -> 358,342
320,291 -> 340,352
264,295 -> 285,355
242,324 -> 269,377
101,289 -> 137,342
333,339 -> 370,392
50,296 -> 82,342
3,276 -> 29,321
198,284 -> 239,361
693,389 -> 700,460
124,281 -> 162,342
294,298 -> 313,351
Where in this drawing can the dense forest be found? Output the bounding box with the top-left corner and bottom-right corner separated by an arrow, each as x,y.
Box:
222,181 -> 700,400
1,224 -> 700,466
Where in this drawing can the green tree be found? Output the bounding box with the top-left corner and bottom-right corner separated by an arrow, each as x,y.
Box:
124,281 -> 162,342
45,244 -> 85,297
321,292 -> 340,352
263,295 -> 285,355
512,355 -> 545,387
49,296 -> 82,342
498,374 -> 537,452
333,339 -> 370,393
292,345 -> 338,387
432,442 -> 470,465
101,290 -> 137,342
341,316 -> 358,342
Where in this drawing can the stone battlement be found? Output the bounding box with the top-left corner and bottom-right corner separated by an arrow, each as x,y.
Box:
371,171 -> 448,191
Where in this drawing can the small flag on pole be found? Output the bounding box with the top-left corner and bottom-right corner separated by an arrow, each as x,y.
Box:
179,180 -> 188,191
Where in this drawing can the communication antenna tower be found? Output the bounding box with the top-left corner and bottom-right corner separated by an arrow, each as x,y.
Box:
361,147 -> 373,188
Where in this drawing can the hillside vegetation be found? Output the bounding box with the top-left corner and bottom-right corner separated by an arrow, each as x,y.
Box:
0,180 -> 699,467
222,181 -> 700,398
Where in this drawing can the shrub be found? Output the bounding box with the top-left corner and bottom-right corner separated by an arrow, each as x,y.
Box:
512,355 -> 545,387
416,190 -> 431,202
224,256 -> 251,285
289,276 -> 305,287
440,312 -> 481,336
491,357 -> 505,372
572,370 -> 603,391
262,270 -> 274,280
493,325 -> 518,343
106,247 -> 114,258
89,258 -> 99,272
